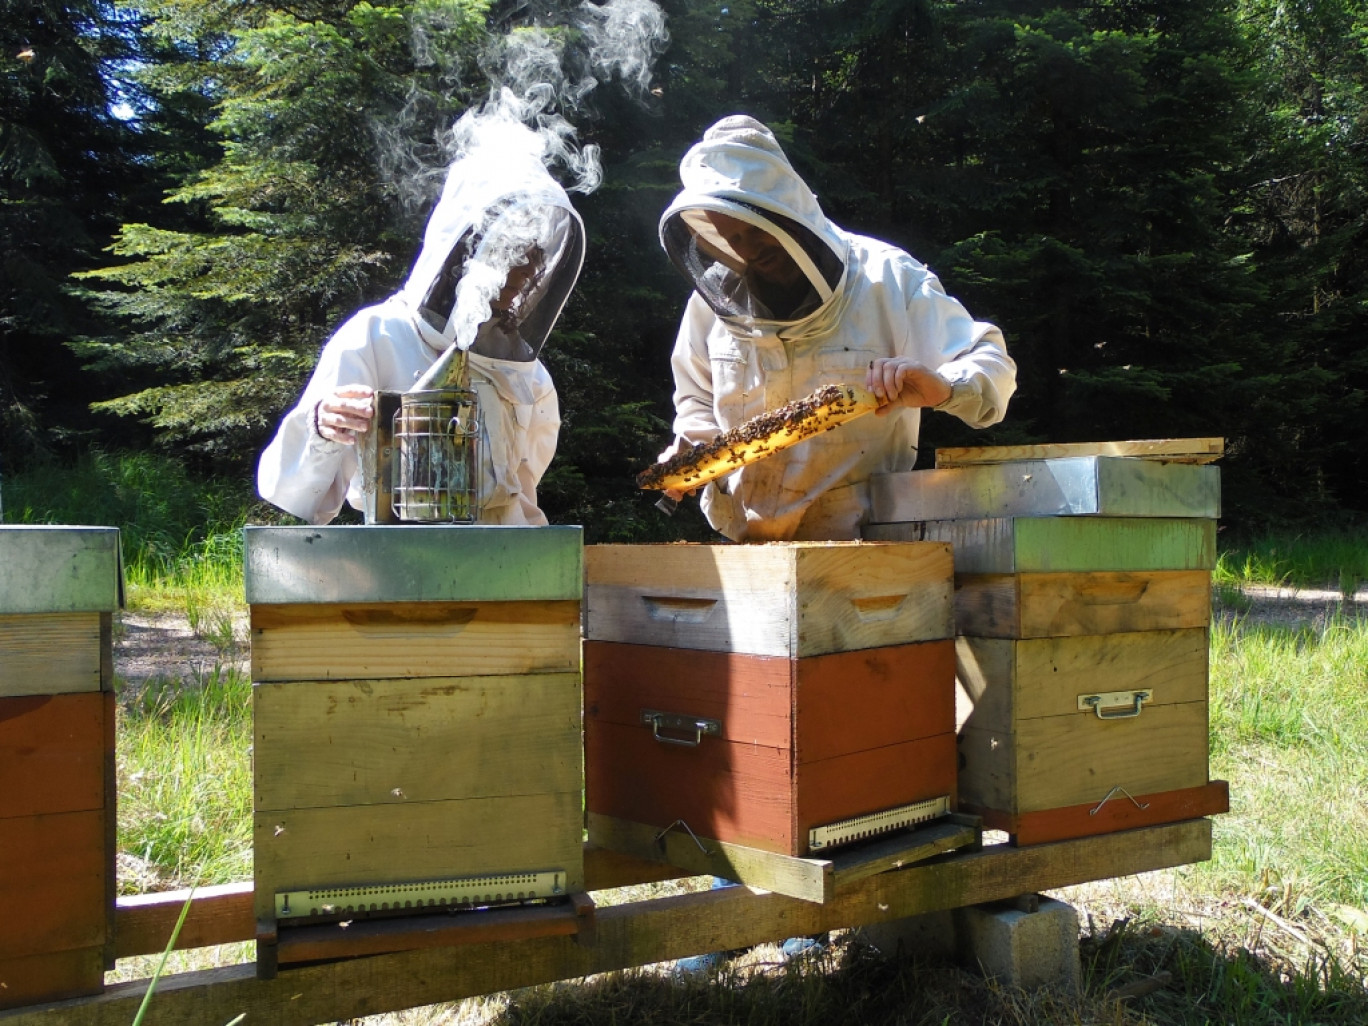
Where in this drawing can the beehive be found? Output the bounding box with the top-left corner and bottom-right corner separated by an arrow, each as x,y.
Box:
0,527 -> 120,1008
866,447 -> 1229,845
583,541 -> 959,899
245,525 -> 584,964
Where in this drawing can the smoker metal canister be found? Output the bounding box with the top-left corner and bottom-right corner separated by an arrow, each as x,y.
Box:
390,388 -> 481,523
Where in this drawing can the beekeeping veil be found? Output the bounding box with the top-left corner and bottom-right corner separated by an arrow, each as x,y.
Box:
659,116 -> 847,329
400,121 -> 585,363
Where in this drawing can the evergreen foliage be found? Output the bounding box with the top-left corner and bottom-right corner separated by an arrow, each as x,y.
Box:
1,0 -> 148,461
72,0 -> 490,469
3,0 -> 1367,533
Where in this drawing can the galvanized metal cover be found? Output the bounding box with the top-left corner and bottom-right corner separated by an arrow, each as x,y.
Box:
0,526 -> 122,613
869,456 -> 1220,523
244,525 -> 583,604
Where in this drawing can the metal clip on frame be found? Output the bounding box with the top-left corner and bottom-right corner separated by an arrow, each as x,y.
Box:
653,819 -> 714,856
1088,785 -> 1151,817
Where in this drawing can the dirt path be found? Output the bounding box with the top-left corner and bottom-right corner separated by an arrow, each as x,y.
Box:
1213,583 -> 1368,631
114,610 -> 249,687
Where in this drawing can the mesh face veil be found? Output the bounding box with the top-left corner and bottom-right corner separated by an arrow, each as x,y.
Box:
660,202 -> 844,324
419,203 -> 582,362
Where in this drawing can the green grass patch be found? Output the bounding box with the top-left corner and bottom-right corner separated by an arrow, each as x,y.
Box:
1216,525 -> 1368,595
3,448 -> 270,613
117,664 -> 253,892
1198,615 -> 1368,911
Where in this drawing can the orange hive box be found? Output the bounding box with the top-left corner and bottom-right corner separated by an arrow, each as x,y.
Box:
583,542 -> 965,902
0,527 -> 120,1010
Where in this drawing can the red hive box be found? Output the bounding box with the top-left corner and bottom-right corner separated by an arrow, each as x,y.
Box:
0,527 -> 120,1009
584,541 -> 958,898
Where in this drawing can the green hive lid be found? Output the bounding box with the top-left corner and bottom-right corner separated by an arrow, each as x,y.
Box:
244,524 -> 583,604
0,526 -> 122,613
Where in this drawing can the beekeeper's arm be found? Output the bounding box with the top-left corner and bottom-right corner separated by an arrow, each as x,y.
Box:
257,315 -> 379,524
668,294 -> 725,447
507,375 -> 561,526
870,268 -> 1016,427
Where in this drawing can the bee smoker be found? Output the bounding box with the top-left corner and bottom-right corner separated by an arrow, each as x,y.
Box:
361,347 -> 481,524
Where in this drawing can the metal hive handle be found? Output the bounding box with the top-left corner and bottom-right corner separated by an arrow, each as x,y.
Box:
641,709 -> 720,747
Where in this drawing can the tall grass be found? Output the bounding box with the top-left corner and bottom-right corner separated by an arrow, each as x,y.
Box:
1201,615 -> 1368,911
1215,525 -> 1368,596
117,664 -> 253,891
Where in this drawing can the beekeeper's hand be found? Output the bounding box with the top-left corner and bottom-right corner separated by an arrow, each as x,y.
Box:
656,437 -> 696,501
867,357 -> 952,416
314,385 -> 375,445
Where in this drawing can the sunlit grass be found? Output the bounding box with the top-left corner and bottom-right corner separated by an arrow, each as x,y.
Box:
1198,615 -> 1368,911
1215,525 -> 1368,596
116,664 -> 253,893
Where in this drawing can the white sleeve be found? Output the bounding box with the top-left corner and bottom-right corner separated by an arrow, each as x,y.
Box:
513,376 -> 561,525
905,272 -> 1017,429
669,294 -> 722,444
256,314 -> 379,524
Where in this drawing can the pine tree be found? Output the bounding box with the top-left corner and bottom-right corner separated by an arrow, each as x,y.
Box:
75,0 -> 491,468
0,0 -> 147,466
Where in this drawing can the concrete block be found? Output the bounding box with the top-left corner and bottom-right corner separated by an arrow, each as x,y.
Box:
953,895 -> 1080,991
855,909 -> 956,960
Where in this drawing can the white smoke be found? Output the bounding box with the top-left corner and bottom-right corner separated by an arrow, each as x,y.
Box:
380,0 -> 669,209
391,1 -> 668,355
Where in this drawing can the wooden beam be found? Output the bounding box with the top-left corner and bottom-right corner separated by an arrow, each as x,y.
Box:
588,813 -> 835,903
830,815 -> 980,890
112,847 -> 686,960
114,883 -> 255,959
273,897 -> 591,966
10,819 -> 1212,1026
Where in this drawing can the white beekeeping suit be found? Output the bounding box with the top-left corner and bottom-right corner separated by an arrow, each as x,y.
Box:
659,115 -> 1017,542
258,128 -> 585,526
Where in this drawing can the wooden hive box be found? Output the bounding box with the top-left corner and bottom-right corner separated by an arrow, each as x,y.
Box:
956,629 -> 1228,843
0,527 -> 120,1009
584,542 -> 965,902
245,525 -> 585,966
865,441 -> 1228,846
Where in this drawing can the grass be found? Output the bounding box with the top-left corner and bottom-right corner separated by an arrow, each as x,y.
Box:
2,448 -> 263,616
1215,525 -> 1368,597
117,664 -> 253,893
7,454 -> 1368,1023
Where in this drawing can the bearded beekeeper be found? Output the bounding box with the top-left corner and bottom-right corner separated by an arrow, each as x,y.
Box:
657,115 -> 1017,542
258,122 -> 585,525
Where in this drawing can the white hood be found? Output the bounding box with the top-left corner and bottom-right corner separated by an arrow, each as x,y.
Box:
399,122 -> 586,362
659,115 -> 852,343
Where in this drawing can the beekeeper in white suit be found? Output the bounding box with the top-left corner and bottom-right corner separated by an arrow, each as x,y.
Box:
258,122 -> 584,525
658,115 -> 1017,542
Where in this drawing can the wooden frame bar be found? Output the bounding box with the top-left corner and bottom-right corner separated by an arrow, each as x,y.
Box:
8,820 -> 1213,1026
